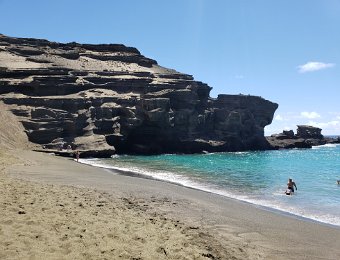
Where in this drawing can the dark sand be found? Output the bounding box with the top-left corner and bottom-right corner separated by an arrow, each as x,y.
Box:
2,150 -> 340,259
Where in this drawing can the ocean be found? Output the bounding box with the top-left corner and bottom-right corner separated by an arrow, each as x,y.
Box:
81,143 -> 340,227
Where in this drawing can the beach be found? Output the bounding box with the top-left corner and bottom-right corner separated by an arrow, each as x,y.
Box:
1,150 -> 340,260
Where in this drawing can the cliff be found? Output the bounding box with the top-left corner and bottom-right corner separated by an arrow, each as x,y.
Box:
0,34 -> 278,156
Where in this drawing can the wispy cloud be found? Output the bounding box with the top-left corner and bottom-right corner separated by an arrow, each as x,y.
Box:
306,120 -> 340,135
301,111 -> 321,119
307,120 -> 340,128
274,114 -> 284,121
267,111 -> 340,136
297,61 -> 335,73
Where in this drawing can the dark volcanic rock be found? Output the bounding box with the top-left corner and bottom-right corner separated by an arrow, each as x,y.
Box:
267,125 -> 339,149
0,34 -> 278,156
296,125 -> 323,139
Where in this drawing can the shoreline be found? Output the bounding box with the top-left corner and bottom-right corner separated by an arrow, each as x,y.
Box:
3,150 -> 340,259
107,166 -> 340,229
110,164 -> 340,229
79,156 -> 340,228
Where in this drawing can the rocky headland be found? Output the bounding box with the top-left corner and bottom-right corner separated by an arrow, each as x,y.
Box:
0,34 -> 278,156
266,125 -> 340,149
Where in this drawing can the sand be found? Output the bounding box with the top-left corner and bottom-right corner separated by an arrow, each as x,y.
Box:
0,102 -> 34,151
2,36 -> 339,259
1,150 -> 340,260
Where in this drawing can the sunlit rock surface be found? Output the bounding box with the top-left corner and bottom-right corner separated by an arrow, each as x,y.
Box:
0,34 -> 278,156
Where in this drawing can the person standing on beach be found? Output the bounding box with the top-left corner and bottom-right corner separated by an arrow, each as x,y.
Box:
287,178 -> 297,193
75,150 -> 80,162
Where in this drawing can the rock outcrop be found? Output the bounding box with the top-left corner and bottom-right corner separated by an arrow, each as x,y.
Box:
0,34 -> 278,156
267,125 -> 340,149
296,125 -> 323,139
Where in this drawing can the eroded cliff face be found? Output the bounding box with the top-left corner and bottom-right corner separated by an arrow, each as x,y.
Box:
0,34 -> 278,156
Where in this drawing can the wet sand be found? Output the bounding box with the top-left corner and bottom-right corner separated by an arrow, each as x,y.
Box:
1,150 -> 340,259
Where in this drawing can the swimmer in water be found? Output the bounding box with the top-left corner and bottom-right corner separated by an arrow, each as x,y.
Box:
285,178 -> 297,195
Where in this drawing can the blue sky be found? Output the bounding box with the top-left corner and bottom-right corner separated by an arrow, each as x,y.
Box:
1,0 -> 339,135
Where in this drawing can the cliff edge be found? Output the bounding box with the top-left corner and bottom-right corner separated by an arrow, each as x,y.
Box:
0,34 -> 278,156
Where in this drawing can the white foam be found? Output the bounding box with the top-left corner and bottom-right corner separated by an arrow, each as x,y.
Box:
81,158 -> 199,187
234,151 -> 250,155
79,158 -> 340,227
312,143 -> 339,149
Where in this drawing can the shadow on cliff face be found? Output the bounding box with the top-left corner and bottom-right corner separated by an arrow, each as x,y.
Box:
0,34 -> 278,156
0,101 -> 35,150
107,127 -> 275,155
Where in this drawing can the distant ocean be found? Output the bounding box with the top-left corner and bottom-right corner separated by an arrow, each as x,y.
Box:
81,141 -> 340,227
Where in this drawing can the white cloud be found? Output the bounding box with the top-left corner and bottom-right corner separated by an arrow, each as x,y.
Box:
297,61 -> 335,73
301,112 -> 321,119
264,123 -> 295,136
266,111 -> 340,136
307,120 -> 340,128
274,114 -> 283,121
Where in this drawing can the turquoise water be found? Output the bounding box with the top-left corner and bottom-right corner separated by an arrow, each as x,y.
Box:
81,143 -> 340,226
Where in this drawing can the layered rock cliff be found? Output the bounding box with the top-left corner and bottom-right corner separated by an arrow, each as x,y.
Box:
0,34 -> 278,156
